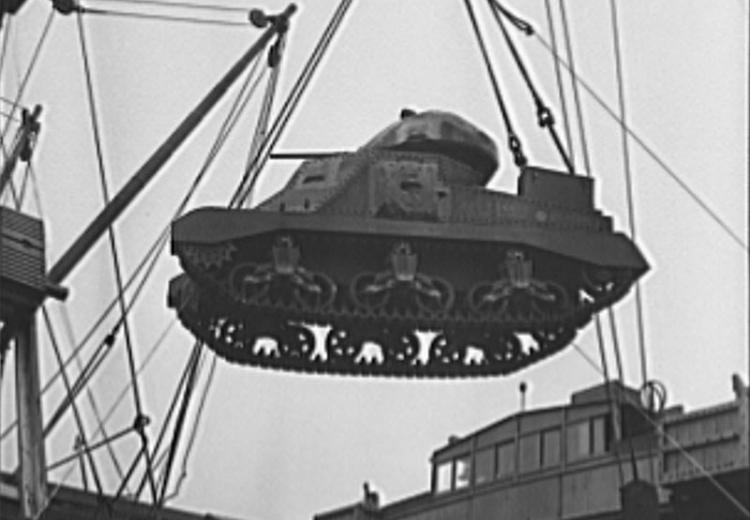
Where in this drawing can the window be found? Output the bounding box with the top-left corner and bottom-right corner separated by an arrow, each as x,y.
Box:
591,416 -> 608,455
474,448 -> 494,485
519,434 -> 540,473
455,456 -> 471,490
567,415 -> 610,462
542,429 -> 561,467
496,440 -> 515,478
435,461 -> 452,493
567,421 -> 590,461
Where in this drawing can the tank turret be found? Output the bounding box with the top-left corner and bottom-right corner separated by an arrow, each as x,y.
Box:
168,110 -> 647,377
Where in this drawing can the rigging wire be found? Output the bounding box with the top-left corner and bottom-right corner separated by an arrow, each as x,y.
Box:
28,162 -> 44,218
593,315 -> 625,487
1,53 -> 264,445
27,26 -> 274,516
87,0 -> 250,13
75,9 -> 158,501
134,340 -> 202,500
58,305 -> 128,484
235,35 -> 285,206
46,424 -> 135,472
16,160 -> 30,208
0,228 -> 167,443
41,307 -> 106,498
0,15 -> 20,208
543,0 -> 574,169
0,95 -> 27,108
0,9 -> 53,147
79,6 -> 252,27
461,0 -> 527,169
0,109 -> 20,121
164,352 -> 217,502
608,0 -> 650,389
572,330 -> 750,518
154,342 -> 203,505
557,0 -> 590,174
0,16 -> 12,159
137,53 -> 267,501
39,318 -> 176,515
533,32 -> 748,251
93,320 -> 176,438
488,0 -> 573,173
230,0 -> 355,206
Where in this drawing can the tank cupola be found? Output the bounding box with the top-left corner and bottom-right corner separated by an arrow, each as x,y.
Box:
362,109 -> 499,186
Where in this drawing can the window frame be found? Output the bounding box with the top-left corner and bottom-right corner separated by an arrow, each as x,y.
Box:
496,439 -> 516,479
541,427 -> 562,468
474,446 -> 496,486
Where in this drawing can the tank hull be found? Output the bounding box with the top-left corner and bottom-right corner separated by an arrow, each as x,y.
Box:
169,206 -> 645,377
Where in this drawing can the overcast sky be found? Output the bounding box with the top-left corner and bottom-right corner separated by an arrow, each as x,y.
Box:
1,1 -> 747,520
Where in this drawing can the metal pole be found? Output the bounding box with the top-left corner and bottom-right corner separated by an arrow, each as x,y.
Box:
46,4 -> 297,286
13,315 -> 48,519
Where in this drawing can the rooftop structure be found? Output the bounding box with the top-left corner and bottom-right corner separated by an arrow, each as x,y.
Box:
314,376 -> 749,520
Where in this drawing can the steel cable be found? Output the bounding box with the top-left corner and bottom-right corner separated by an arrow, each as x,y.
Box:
533,33 -> 748,251
462,0 -> 527,168
80,6 -> 251,27
573,328 -> 750,518
87,0 -> 250,13
557,0 -> 590,174
231,0 -> 354,205
608,0 -> 650,392
42,307 -> 106,498
488,0 -> 572,172
75,10 -> 158,499
543,0 -> 574,169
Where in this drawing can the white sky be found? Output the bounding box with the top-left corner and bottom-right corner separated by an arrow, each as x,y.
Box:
1,1 -> 747,520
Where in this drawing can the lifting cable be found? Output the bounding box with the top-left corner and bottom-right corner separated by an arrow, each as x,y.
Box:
230,0 -> 355,206
2,51 -> 267,446
162,352 -> 216,503
27,163 -> 44,216
155,341 -> 203,506
41,307 -> 106,499
79,6 -> 252,28
574,328 -> 750,518
543,0 -> 574,169
462,0 -> 527,169
594,315 -> 625,488
75,10 -> 158,499
16,162 -> 31,209
533,31 -> 748,251
608,0 -> 650,390
114,42 -> 266,507
40,319 -> 176,514
87,0 -> 250,13
235,35 -> 285,207
0,9 -> 53,147
557,0 -> 590,174
58,305 -> 127,484
46,423 -> 135,472
134,340 -> 203,500
606,307 -> 656,482
0,19 -> 20,207
488,0 -> 573,173
150,344 -> 207,498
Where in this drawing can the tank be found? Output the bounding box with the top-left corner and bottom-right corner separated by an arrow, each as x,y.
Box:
168,110 -> 648,377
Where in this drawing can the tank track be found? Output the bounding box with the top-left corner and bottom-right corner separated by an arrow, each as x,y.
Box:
169,233 -> 635,378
